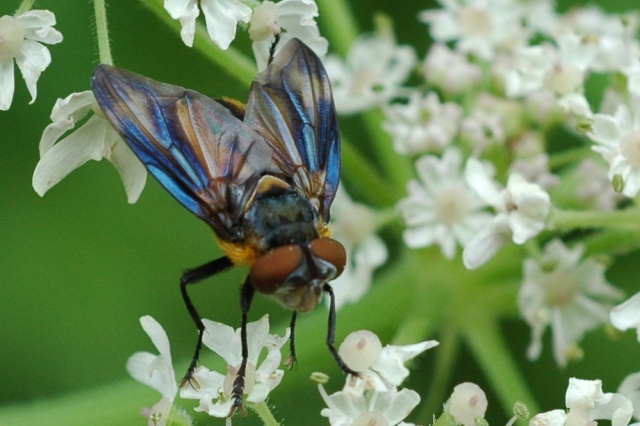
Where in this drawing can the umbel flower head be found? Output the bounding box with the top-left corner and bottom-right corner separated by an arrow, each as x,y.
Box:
180,315 -> 289,417
0,9 -> 62,110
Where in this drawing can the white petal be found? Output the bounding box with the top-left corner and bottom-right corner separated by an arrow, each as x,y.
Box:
589,393 -> 634,426
32,116 -> 107,196
530,410 -> 567,426
15,40 -> 51,103
126,316 -> 177,399
462,216 -> 511,269
39,91 -> 94,155
381,388 -> 421,425
201,0 -> 251,50
566,378 -> 604,409
0,58 -> 15,110
107,137 -> 147,203
611,292 -> 640,339
202,319 -> 241,366
17,10 -> 63,44
465,157 -> 500,204
164,0 -> 199,47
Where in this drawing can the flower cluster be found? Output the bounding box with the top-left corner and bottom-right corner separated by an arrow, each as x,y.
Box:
319,0 -> 640,370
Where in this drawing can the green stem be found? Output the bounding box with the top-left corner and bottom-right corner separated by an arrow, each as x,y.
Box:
341,137 -> 397,207
416,325 -> 460,424
318,0 -> 412,198
550,207 -> 640,231
461,315 -> 539,417
316,0 -> 360,56
15,0 -> 35,15
362,109 -> 413,200
93,0 -> 113,65
548,146 -> 592,170
143,0 -> 256,87
582,229 -> 640,257
247,401 -> 280,426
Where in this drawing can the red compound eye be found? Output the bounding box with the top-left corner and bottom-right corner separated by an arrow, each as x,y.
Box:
250,245 -> 303,294
310,238 -> 347,278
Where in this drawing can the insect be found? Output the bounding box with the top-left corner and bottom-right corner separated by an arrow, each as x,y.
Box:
91,37 -> 357,413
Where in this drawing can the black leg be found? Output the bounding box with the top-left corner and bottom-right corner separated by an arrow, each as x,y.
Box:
178,256 -> 234,388
323,283 -> 359,377
229,277 -> 255,417
285,311 -> 298,369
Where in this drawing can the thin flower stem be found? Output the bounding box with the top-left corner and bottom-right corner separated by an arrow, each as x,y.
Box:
416,325 -> 460,425
246,401 -> 280,426
142,0 -> 256,87
461,314 -> 540,416
550,207 -> 640,231
93,0 -> 113,65
15,0 -> 35,15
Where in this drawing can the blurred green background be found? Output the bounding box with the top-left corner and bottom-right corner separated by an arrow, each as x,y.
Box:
2,1 -> 640,425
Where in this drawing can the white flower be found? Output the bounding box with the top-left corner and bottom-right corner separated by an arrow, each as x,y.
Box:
462,159 -> 550,269
0,10 -> 62,110
329,186 -> 388,310
557,6 -> 640,73
164,0 -> 251,49
419,0 -> 530,61
506,33 -> 596,99
532,379 -> 634,426
398,148 -> 492,260
618,372 -> 640,420
32,91 -> 147,203
319,383 -> 421,426
459,93 -> 520,152
518,239 -> 623,367
126,316 -> 179,426
383,91 -> 463,155
180,315 -> 288,417
586,96 -> 640,198
250,0 -> 328,71
423,43 -> 482,95
565,378 -> 634,426
337,330 -> 438,393
325,34 -> 416,115
446,383 -> 488,426
611,292 -> 640,341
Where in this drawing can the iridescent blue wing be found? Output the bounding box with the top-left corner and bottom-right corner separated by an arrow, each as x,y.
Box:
244,38 -> 341,221
91,65 -> 273,241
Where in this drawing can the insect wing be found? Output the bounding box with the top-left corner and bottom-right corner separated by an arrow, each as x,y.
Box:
244,38 -> 341,221
91,65 -> 273,240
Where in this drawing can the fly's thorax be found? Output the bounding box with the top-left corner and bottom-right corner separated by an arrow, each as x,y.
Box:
242,176 -> 320,252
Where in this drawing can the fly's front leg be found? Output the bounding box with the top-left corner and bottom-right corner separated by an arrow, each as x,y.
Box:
178,256 -> 234,389
285,311 -> 298,369
323,283 -> 359,377
229,277 -> 255,417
